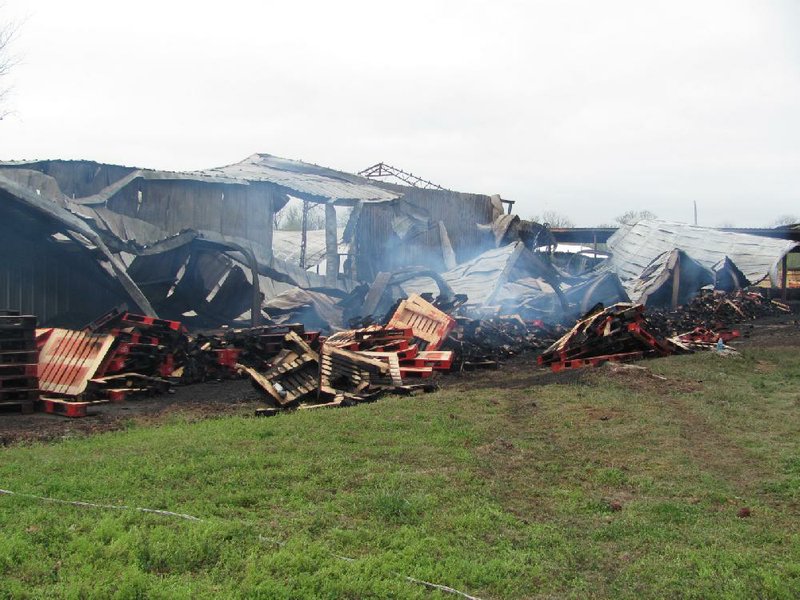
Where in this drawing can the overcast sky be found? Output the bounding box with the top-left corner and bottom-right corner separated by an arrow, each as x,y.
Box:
1,0 -> 798,226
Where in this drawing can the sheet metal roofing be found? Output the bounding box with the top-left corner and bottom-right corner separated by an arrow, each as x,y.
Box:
0,154 -> 402,204
403,243 -> 524,306
606,219 -> 799,285
202,154 -> 400,203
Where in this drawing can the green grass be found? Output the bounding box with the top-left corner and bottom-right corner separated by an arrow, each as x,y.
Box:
1,347 -> 799,598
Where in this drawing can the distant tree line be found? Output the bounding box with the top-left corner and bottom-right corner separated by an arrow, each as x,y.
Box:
527,209 -> 659,229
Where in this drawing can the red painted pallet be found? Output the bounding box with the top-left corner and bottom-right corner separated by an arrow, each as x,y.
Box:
550,351 -> 645,373
120,313 -> 183,332
214,348 -> 241,368
109,331 -> 162,345
398,366 -> 434,379
360,346 -> 419,361
387,294 -> 456,351
400,350 -> 453,371
36,397 -> 108,418
38,329 -> 116,396
626,323 -> 674,356
354,327 -> 414,342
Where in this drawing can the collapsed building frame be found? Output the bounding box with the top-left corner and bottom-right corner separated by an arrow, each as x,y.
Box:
1,153 -> 798,333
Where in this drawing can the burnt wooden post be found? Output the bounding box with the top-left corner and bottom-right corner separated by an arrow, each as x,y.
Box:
325,203 -> 338,287
670,253 -> 681,309
781,254 -> 788,301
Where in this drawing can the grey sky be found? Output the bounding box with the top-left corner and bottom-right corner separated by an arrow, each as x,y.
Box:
1,0 -> 798,226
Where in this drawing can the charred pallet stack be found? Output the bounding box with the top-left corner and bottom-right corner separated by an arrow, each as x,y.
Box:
181,324 -> 321,384
94,312 -> 186,381
242,331 -> 321,408
0,311 -> 39,415
248,295 -> 454,411
446,316 -> 563,370
648,290 -> 791,340
537,303 -> 682,372
224,324 -> 320,365
33,310 -> 181,417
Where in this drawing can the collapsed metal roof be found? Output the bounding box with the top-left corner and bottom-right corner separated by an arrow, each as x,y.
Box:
201,154 -> 401,204
606,220 -> 799,286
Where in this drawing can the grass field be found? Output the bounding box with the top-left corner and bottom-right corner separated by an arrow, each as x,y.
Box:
0,347 -> 798,599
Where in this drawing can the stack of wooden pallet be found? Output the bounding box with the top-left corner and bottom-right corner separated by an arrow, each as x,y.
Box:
248,295 -> 456,412
0,311 -> 39,415
537,303 -> 682,372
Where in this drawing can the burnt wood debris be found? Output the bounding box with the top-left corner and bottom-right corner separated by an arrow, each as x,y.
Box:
0,155 -> 796,417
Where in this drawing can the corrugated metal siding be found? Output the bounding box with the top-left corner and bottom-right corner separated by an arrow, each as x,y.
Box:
0,213 -> 131,326
355,189 -> 495,280
0,160 -> 137,198
106,179 -> 275,251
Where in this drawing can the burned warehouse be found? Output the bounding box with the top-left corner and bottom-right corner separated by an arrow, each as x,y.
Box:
0,152 -> 797,416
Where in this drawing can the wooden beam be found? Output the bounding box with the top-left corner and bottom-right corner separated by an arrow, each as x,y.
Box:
325,203 -> 338,287
781,254 -> 788,301
670,252 -> 681,309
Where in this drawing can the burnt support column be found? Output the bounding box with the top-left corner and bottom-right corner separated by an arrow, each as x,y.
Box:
325,203 -> 338,287
781,254 -> 788,301
670,253 -> 681,309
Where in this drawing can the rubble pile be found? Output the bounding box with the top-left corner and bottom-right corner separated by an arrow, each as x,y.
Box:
249,294 -> 455,412
180,324 -> 321,383
537,303 -> 684,372
1,285 -> 795,419
445,316 -> 563,370
647,290 -> 791,341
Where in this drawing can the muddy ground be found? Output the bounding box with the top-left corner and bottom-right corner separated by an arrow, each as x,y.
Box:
1,311 -> 798,446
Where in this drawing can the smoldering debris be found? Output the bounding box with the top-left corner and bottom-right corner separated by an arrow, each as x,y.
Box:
647,290 -> 792,345
0,152 -> 797,419
537,303 -> 684,373
445,316 -> 564,370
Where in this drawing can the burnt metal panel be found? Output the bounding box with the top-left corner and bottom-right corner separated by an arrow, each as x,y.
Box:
0,200 -> 133,327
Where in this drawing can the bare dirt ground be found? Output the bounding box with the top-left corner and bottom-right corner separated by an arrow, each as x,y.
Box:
0,379 -> 264,446
1,310 -> 798,446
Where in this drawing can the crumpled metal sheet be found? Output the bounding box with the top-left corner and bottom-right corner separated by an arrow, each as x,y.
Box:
607,219 -> 799,286
401,243 -> 525,306
625,249 -> 714,306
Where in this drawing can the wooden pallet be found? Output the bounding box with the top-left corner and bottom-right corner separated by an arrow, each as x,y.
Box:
36,397 -> 109,418
0,399 -> 35,414
387,294 -> 456,351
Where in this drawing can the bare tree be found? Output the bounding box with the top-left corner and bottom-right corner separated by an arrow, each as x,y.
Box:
0,13 -> 19,119
276,203 -> 326,231
770,214 -> 799,228
615,209 -> 657,225
529,210 -> 574,228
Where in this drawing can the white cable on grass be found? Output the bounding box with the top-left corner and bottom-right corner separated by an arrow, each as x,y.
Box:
0,488 -> 484,600
0,488 -> 201,521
